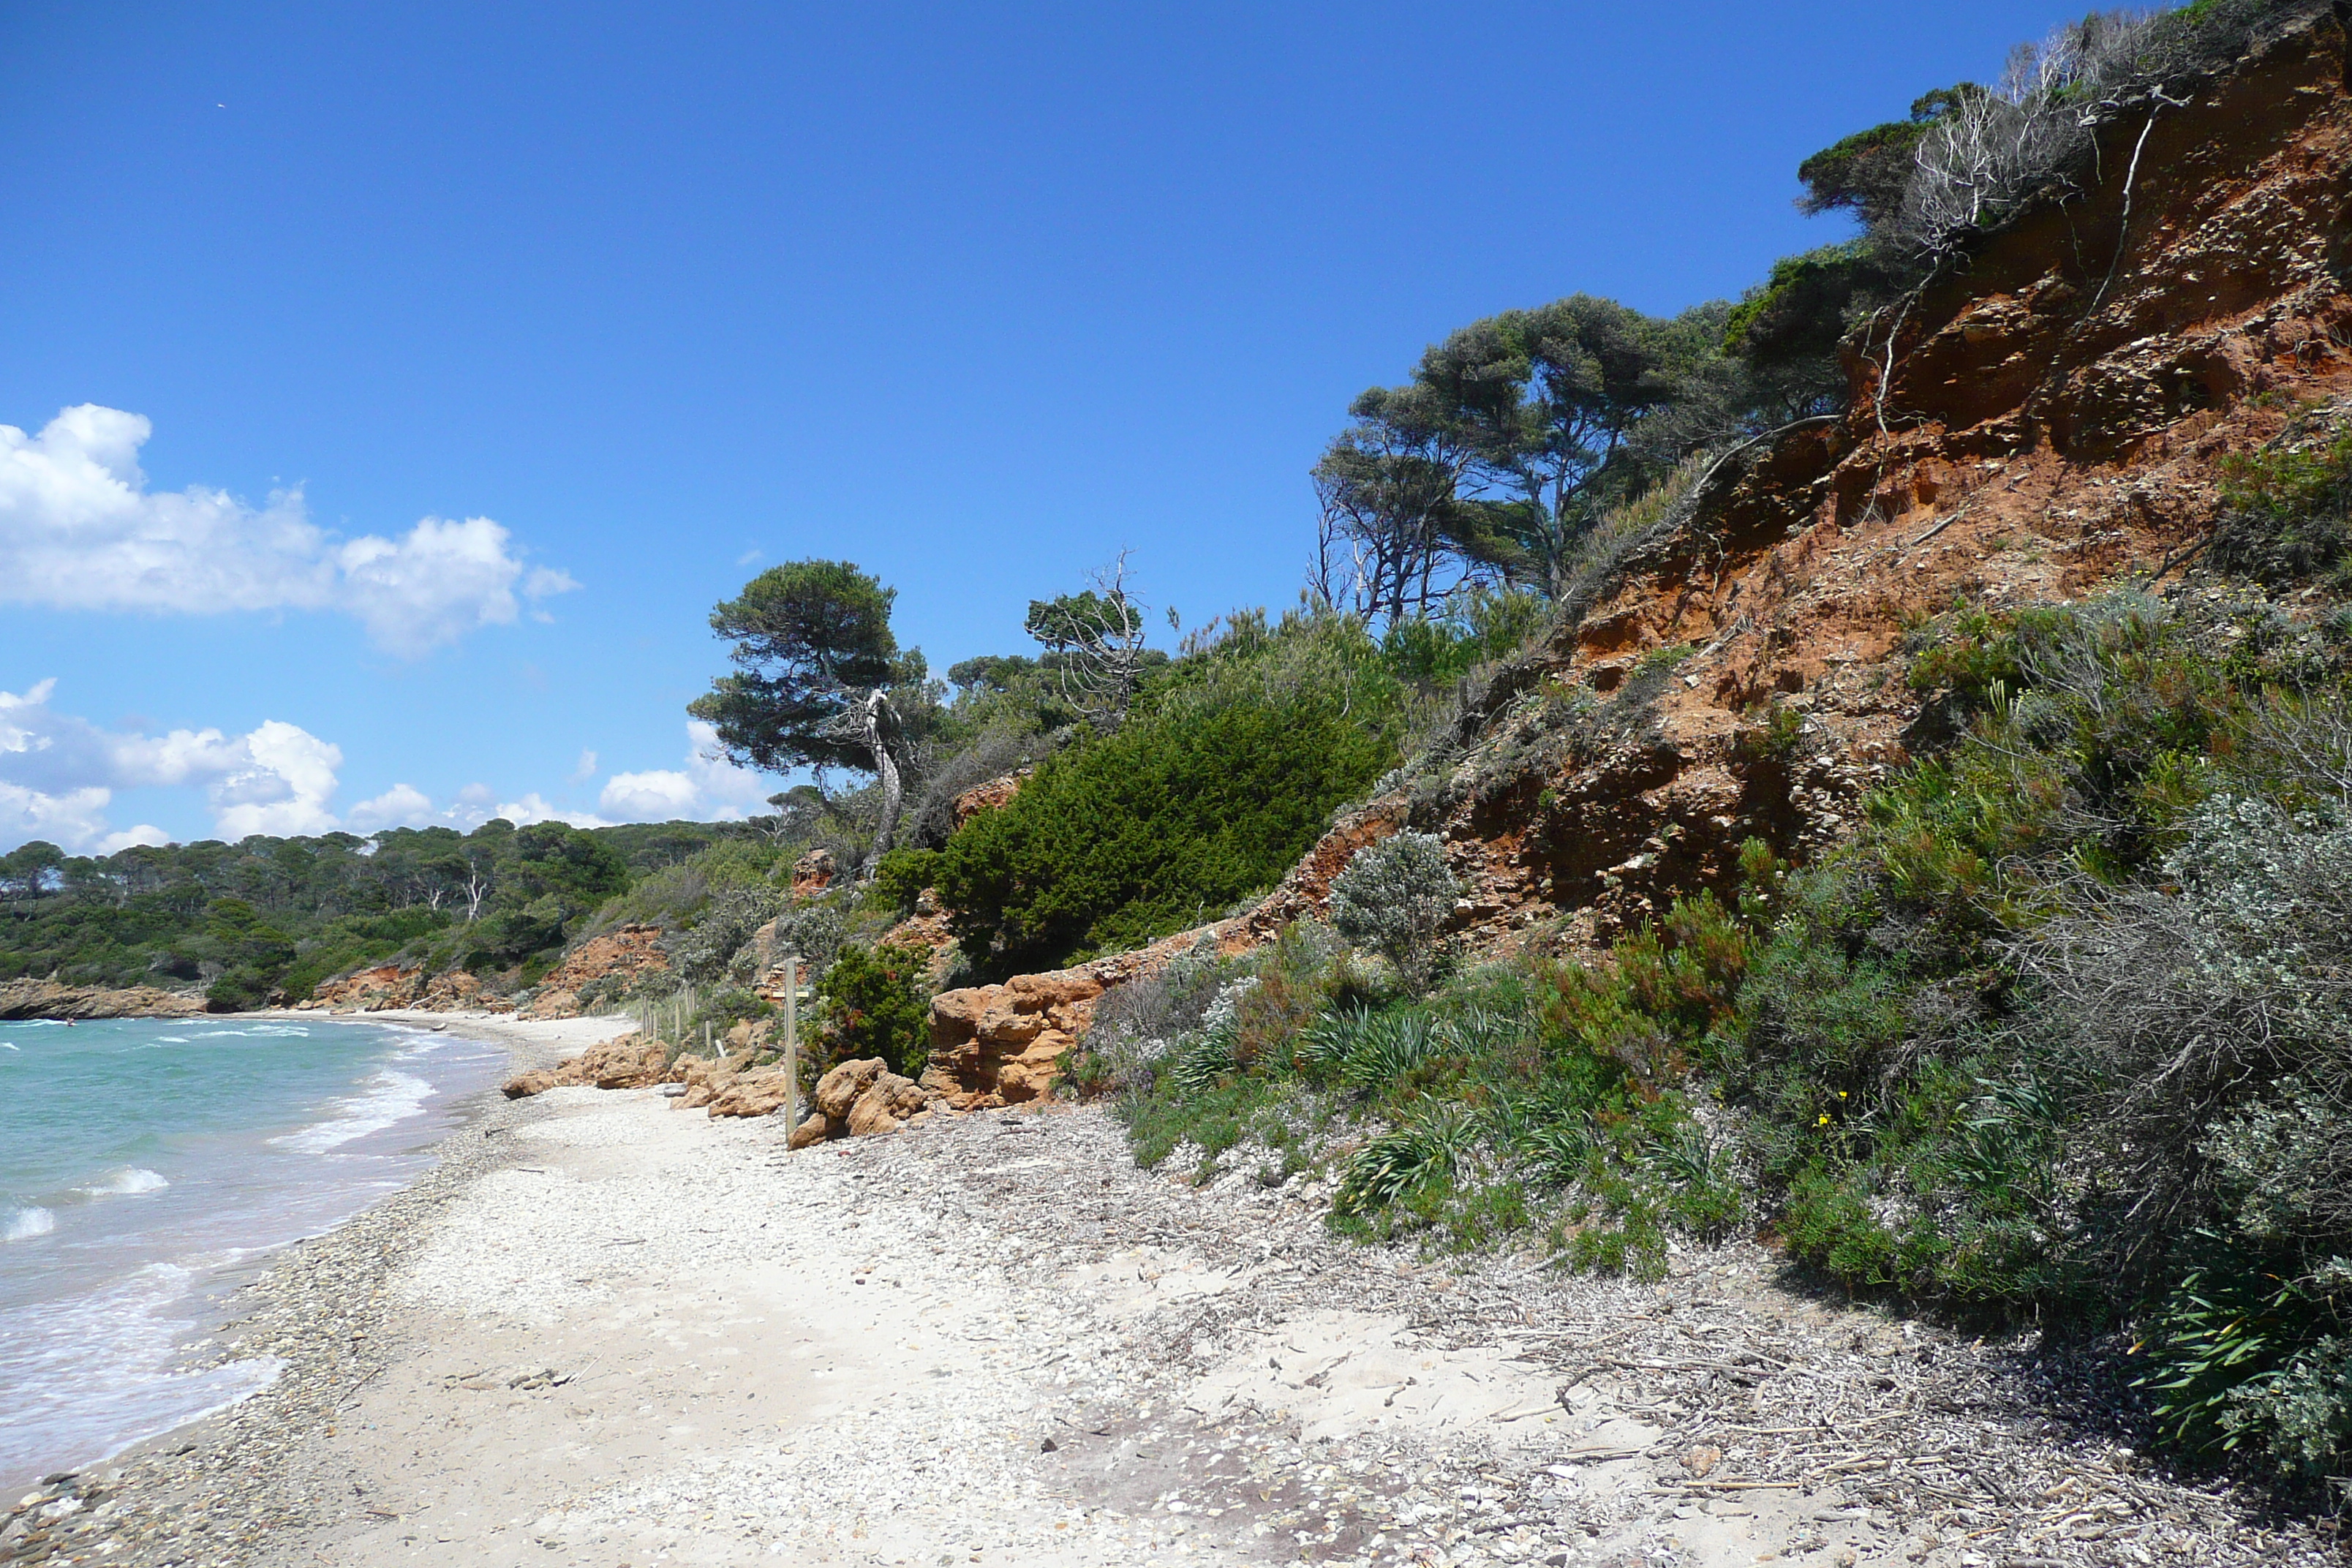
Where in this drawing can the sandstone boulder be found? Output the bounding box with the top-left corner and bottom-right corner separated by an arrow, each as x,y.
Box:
787,1111 -> 832,1149
500,1031 -> 668,1098
500,1068 -> 561,1099
815,1057 -> 888,1119
791,848 -> 837,898
708,1068 -> 795,1119
927,960 -> 1123,1107
589,1036 -> 669,1090
675,1055 -> 731,1109
521,987 -> 582,1021
845,1071 -> 926,1136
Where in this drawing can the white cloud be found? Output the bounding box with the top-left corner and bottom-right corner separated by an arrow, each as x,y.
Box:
496,792 -> 611,829
0,404 -> 578,656
210,720 -> 342,838
598,721 -> 769,823
0,679 -> 346,851
598,768 -> 699,818
343,781 -> 611,835
346,783 -> 434,834
0,782 -> 116,853
570,748 -> 598,783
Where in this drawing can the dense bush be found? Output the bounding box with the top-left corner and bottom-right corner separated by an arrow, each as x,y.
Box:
668,884 -> 788,984
936,609 -> 1410,974
870,848 -> 942,917
814,942 -> 932,1080
2212,418 -> 2352,587
1693,592 -> 2352,1489
1326,831 -> 1459,992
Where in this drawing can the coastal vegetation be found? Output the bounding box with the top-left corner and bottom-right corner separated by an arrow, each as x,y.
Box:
5,0 -> 2347,1504
1093,589 -> 2352,1490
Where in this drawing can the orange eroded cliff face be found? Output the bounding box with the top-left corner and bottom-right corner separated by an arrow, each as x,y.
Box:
1325,5 -> 2352,956
920,9 -> 2352,1102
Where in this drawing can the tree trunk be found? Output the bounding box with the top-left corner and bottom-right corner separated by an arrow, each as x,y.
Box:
857,687 -> 905,874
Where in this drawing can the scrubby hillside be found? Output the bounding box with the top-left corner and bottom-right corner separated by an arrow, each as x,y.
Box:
1019,0 -> 2352,1501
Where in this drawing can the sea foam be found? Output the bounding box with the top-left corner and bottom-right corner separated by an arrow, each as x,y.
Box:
271,1069 -> 434,1153
77,1169 -> 170,1199
3,1208 -> 56,1243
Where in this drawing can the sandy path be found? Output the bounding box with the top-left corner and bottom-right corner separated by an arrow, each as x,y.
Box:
278,1089 -> 1225,1567
245,1085 -> 2332,1568
20,1028 -> 2332,1568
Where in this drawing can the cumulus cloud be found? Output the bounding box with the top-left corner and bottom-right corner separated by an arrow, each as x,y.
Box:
0,404 -> 578,656
0,782 -> 121,855
495,792 -> 611,829
209,720 -> 342,838
343,782 -> 608,834
345,783 -> 434,834
0,680 -> 345,851
599,721 -> 769,823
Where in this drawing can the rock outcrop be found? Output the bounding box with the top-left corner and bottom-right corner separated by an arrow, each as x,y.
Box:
878,888 -> 960,987
299,924 -> 664,1019
923,923 -> 1256,1106
1360,3 -> 2352,956
519,924 -> 669,1019
501,1032 -> 671,1098
500,1034 -> 945,1142
0,979 -> 207,1020
296,963 -> 418,1011
298,962 -> 508,1014
951,768 -> 1031,828
788,1056 -> 930,1146
789,848 -> 837,898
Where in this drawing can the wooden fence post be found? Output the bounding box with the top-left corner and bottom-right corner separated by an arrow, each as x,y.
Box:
783,954 -> 799,1130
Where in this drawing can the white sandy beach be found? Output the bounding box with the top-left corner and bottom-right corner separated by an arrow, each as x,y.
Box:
16,1011 -> 2338,1568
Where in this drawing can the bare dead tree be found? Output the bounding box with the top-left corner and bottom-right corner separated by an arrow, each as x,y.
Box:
461,854 -> 492,923
1898,11 -> 2165,256
1027,551 -> 1152,732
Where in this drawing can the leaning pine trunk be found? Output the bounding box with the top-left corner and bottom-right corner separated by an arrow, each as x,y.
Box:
870,739 -> 902,864
857,687 -> 905,873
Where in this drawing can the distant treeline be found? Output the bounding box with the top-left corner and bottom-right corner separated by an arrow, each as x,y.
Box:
0,819 -> 752,1008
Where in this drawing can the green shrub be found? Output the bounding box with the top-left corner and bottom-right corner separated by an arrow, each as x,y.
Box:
1378,588 -> 1550,690
686,985 -> 776,1044
1327,831 -> 1459,992
1731,701 -> 1805,762
937,609 -> 1407,973
1333,1106 -> 1478,1217
2213,424 -> 2352,587
668,884 -> 788,984
814,942 -> 932,1079
871,848 -> 942,916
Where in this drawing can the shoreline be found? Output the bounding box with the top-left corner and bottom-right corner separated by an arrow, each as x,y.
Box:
8,1018 -> 2337,1567
0,1011 -> 634,1566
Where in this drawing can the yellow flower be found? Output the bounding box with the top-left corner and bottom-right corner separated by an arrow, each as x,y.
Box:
1817,1113 -> 1831,1126
1837,1090 -> 1849,1099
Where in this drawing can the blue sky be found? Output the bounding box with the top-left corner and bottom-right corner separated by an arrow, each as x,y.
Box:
1,0 -> 2084,851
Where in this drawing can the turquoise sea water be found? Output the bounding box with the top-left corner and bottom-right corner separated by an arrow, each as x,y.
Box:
0,1017 -> 507,1490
